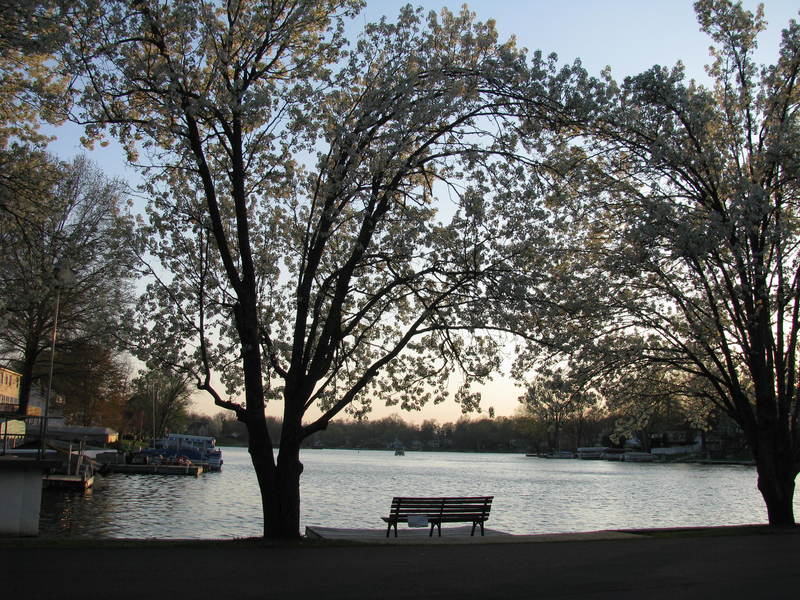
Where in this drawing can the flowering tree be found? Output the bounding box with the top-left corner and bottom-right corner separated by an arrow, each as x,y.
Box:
0,0 -> 68,149
521,0 -> 800,525
0,1 -> 73,238
64,1 -> 577,537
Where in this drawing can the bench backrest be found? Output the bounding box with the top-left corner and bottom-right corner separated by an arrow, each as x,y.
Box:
390,496 -> 493,520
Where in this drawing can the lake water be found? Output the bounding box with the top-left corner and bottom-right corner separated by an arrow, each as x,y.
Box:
39,447 -> 792,539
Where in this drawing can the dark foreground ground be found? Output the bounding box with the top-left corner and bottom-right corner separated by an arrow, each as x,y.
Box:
3,527 -> 799,599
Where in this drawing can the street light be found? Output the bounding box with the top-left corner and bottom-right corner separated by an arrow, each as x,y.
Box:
39,261 -> 76,459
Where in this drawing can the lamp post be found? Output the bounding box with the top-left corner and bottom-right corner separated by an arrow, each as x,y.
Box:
152,386 -> 157,448
39,261 -> 76,459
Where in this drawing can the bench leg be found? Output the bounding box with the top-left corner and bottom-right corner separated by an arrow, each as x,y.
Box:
387,522 -> 398,538
470,521 -> 485,536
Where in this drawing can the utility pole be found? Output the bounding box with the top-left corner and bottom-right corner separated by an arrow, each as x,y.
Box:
152,387 -> 157,448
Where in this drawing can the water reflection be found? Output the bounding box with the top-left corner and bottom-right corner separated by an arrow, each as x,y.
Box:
39,448 -> 789,539
40,448 -> 263,539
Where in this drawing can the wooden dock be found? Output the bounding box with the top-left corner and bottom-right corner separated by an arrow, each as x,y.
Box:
108,463 -> 204,476
43,473 -> 94,490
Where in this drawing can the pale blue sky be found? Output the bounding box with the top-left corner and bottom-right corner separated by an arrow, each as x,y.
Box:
360,1 -> 797,81
46,1 -> 799,422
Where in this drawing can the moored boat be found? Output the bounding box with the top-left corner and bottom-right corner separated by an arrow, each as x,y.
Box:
602,448 -> 625,461
623,451 -> 655,462
576,447 -> 607,459
142,433 -> 223,471
528,450 -> 575,459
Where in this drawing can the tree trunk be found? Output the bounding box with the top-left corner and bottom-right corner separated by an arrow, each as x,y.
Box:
575,415 -> 584,449
17,347 -> 38,415
754,448 -> 796,527
234,293 -> 303,538
636,428 -> 652,453
273,444 -> 303,538
245,391 -> 305,539
252,440 -> 303,539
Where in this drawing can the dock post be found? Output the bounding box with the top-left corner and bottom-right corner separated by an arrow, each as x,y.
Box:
0,457 -> 60,536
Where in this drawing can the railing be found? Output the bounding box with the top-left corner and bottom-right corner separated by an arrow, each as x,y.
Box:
1,433 -> 25,454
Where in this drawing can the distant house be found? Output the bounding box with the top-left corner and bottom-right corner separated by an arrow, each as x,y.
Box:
20,383 -> 64,436
14,382 -> 118,447
702,414 -> 749,458
0,367 -> 21,414
0,367 -> 24,450
1,370 -> 119,448
45,424 -> 118,445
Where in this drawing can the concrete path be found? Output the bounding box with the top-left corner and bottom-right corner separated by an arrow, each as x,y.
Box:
3,528 -> 799,599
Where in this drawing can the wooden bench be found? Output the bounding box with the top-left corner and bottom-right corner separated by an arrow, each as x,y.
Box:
382,496 -> 493,537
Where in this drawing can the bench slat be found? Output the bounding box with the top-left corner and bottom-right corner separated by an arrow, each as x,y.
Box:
391,497 -> 491,502
388,506 -> 491,510
412,508 -> 489,512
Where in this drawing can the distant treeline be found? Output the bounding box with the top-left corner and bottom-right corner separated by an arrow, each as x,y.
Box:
177,404 -> 752,459
302,415 -> 540,452
182,412 -> 619,453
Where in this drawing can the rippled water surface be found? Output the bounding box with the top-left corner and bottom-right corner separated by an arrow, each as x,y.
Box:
39,448 -> 793,538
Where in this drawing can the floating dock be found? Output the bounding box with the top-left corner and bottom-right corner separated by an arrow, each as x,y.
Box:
107,463 -> 203,476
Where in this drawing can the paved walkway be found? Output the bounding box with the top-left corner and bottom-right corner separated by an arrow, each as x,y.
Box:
305,524 -> 641,543
3,528 -> 799,599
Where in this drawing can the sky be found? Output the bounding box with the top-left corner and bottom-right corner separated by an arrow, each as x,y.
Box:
45,1 -> 800,424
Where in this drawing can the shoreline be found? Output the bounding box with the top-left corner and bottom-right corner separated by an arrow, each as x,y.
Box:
112,443 -> 757,465
217,445 -> 757,465
3,522 -> 795,548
